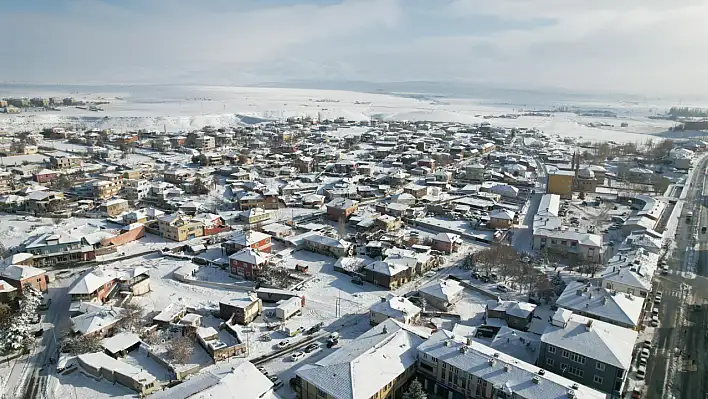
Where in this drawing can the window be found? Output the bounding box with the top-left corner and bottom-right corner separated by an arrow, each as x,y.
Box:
593,375 -> 603,384
443,362 -> 446,369
561,240 -> 567,245
569,353 -> 586,364
546,358 -> 555,367
561,350 -> 570,358
616,369 -> 625,378
317,388 -> 327,398
596,362 -> 606,371
567,365 -> 584,378
548,346 -> 556,354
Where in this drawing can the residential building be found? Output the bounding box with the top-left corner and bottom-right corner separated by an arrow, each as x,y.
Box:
546,170 -> 575,199
238,193 -> 266,210
416,329 -> 605,399
194,135 -> 215,151
158,213 -> 204,242
0,171 -> 12,194
538,311 -> 637,396
50,154 -> 82,169
419,280 -> 464,311
76,352 -> 157,395
600,249 -> 657,298
122,179 -> 151,200
556,282 -> 644,329
532,229 -> 604,263
295,319 -> 425,399
91,179 -> 122,200
33,169 -> 57,184
485,299 -> 537,331
369,296 -> 421,326
24,232 -> 95,267
0,280 -> 18,303
303,234 -> 352,258
326,198 -> 359,221
26,191 -> 64,214
219,295 -> 263,325
223,231 -> 272,254
101,198 -> 130,217
239,207 -> 271,224
68,269 -> 119,302
362,259 -> 413,289
431,232 -> 462,253
164,169 -> 194,185
229,247 -> 269,280
0,265 -> 48,295
489,209 -> 515,229
199,152 -> 223,166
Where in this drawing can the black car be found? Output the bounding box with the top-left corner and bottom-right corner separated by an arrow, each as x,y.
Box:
326,338 -> 339,348
304,343 -> 320,353
307,323 -> 324,335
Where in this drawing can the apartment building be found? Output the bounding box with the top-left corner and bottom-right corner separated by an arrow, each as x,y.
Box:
50,154 -> 82,169
417,330 -> 605,399
157,213 -> 204,242
295,319 -> 425,399
25,232 -> 96,267
100,198 -> 130,217
538,312 -> 637,396
91,179 -> 122,200
122,179 -> 151,200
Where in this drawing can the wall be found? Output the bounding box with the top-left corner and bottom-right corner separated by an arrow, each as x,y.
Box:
101,225 -> 146,247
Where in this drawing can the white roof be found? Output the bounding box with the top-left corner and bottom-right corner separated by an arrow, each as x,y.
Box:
0,279 -> 17,293
364,260 -> 410,276
433,232 -> 461,243
419,280 -> 464,302
228,247 -> 269,265
77,352 -> 155,386
69,269 -> 118,295
487,299 -> 537,319
490,209 -> 515,220
71,307 -> 124,335
153,303 -> 187,323
370,296 -> 421,320
556,282 -> 644,328
151,362 -> 274,399
418,330 -> 606,399
0,264 -> 45,281
541,313 -> 638,369
102,332 -> 141,354
296,319 -> 425,399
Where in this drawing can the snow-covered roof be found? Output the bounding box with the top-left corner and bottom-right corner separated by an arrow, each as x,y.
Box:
490,209 -> 515,220
364,260 -> 410,276
304,234 -> 351,249
151,362 -> 275,399
295,319 -> 425,399
418,330 -> 605,399
486,299 -> 537,319
153,303 -> 187,324
0,279 -> 17,293
419,279 -> 464,302
69,269 -> 118,295
77,352 -> 155,386
228,247 -> 269,265
541,313 -> 637,370
71,307 -> 124,335
370,296 -> 421,320
0,264 -> 45,281
488,326 -> 541,365
556,282 -> 644,328
102,332 -> 141,355
227,231 -> 271,246
432,232 -> 461,243
1,252 -> 33,267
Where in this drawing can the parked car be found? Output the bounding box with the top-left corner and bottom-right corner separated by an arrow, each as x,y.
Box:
424,271 -> 436,278
260,333 -> 272,342
271,377 -> 284,390
307,323 -> 324,335
291,351 -> 305,362
652,307 -> 659,316
654,292 -> 663,304
643,339 -> 652,349
650,316 -> 659,327
496,284 -> 510,292
326,338 -> 339,348
278,340 -> 290,349
636,365 -> 647,380
304,343 -> 320,353
640,348 -> 651,359
257,366 -> 269,376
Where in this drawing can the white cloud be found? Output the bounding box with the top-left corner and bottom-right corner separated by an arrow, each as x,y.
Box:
2,0 -> 708,98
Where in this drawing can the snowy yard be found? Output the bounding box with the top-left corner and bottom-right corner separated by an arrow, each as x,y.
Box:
54,369 -> 139,399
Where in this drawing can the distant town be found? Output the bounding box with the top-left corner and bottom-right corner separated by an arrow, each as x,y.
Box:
0,109 -> 704,399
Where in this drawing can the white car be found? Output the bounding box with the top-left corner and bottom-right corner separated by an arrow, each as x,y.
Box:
278,340 -> 290,349
424,271 -> 436,278
636,365 -> 647,380
654,292 -> 663,304
291,351 -> 305,362
640,348 -> 650,359
650,316 -> 660,327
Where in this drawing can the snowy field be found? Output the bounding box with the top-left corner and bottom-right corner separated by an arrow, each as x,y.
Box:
0,85 -> 681,143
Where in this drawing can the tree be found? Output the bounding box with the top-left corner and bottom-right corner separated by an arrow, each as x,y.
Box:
53,175 -> 73,191
402,379 -> 427,399
167,333 -> 194,364
118,302 -> 144,332
0,303 -> 11,328
62,334 -> 103,355
0,285 -> 42,353
193,178 -> 211,195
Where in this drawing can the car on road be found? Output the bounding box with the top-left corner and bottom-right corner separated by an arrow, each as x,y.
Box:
702,226 -> 706,234
257,366 -> 269,376
496,284 -> 510,292
307,323 -> 324,335
326,338 -> 339,348
304,343 -> 320,353
424,271 -> 437,278
650,316 -> 660,327
329,332 -> 340,340
270,376 -> 284,390
636,365 -> 647,380
652,307 -> 659,316
277,340 -> 290,349
291,351 -> 305,362
640,348 -> 651,359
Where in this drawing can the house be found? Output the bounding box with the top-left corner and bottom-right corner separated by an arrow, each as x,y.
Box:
119,267 -> 152,296
362,259 -> 413,289
91,179 -> 122,200
369,296 -> 421,326
33,169 -> 57,184
303,234 -> 352,258
485,299 -> 537,331
70,304 -> 124,336
102,332 -> 142,358
50,154 -> 82,169
418,279 -> 464,311
153,303 -> 188,325
101,198 -> 130,217
261,223 -> 293,238
151,362 -> 277,399
488,209 -> 515,229
26,191 -> 64,214
416,329 -> 605,399
239,207 -> 271,225
431,232 -> 462,253
229,248 -> 269,280
192,213 -> 228,235
0,280 -> 18,303
538,311 -> 637,396
223,231 -> 272,254
326,198 -> 359,221
158,213 -> 204,242
600,249 -> 657,298
238,193 -> 266,210
219,295 -> 263,325
24,232 -> 96,267
76,352 -> 157,395
0,265 -> 47,295
532,228 -> 604,263
68,269 -> 119,302
122,179 -> 151,200
295,319 -> 426,399
556,282 -> 644,329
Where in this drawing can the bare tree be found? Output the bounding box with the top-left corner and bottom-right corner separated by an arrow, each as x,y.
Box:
118,302 -> 144,332
0,303 -> 11,328
167,333 -> 194,364
63,334 -> 103,355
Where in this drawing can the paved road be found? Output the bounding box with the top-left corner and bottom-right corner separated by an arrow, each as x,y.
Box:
647,155 -> 708,399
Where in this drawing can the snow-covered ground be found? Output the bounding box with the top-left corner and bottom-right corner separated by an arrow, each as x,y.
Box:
0,85 -> 679,143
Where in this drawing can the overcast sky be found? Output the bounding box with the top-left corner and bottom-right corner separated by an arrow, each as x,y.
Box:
2,0 -> 707,98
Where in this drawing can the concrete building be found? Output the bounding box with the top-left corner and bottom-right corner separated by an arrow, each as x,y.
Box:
485,299 -> 537,331
101,198 -> 130,217
556,282 -> 644,329
219,294 -> 263,325
326,198 -> 359,221
546,170 -> 575,199
229,247 -> 269,280
369,296 -> 421,326
0,265 -> 48,295
538,311 -> 637,396
418,280 -> 464,311
157,213 -> 204,242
